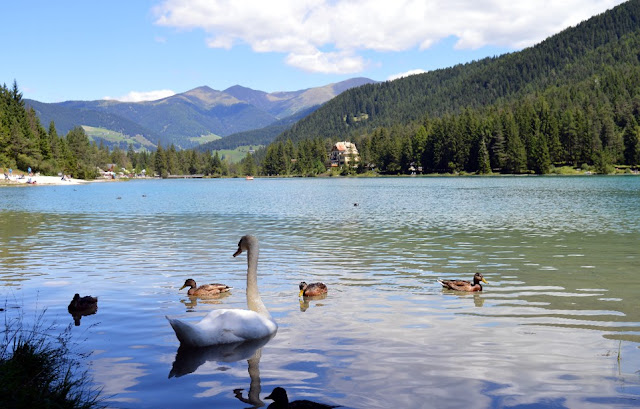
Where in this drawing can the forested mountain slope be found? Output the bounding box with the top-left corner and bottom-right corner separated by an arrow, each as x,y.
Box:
279,0 -> 640,144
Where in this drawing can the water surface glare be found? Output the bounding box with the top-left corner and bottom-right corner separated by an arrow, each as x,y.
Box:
1,176 -> 639,408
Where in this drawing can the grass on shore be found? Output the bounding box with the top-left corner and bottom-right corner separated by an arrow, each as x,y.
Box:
0,306 -> 105,409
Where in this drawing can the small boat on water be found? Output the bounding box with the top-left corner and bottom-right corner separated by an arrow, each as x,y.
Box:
245,176 -> 254,180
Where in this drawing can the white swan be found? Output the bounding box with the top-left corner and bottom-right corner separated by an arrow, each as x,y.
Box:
167,235 -> 277,347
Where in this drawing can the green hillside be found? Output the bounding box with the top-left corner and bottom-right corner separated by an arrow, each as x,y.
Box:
266,0 -> 640,175
280,0 -> 640,144
82,126 -> 156,150
197,105 -> 319,151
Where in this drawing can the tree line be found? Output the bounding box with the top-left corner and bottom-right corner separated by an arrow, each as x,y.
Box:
3,74 -> 639,181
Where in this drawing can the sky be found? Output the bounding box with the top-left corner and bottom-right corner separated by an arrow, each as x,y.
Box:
1,0 -> 627,103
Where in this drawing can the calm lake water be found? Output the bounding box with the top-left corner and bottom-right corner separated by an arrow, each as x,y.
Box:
1,176 -> 639,409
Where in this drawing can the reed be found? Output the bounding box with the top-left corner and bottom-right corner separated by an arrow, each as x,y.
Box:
0,305 -> 105,409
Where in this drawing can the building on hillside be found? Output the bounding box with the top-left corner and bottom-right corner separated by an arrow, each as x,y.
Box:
330,141 -> 360,167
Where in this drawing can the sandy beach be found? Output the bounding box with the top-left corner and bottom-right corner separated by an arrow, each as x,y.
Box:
2,174 -> 89,186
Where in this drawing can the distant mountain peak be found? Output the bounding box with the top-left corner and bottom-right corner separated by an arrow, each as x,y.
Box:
27,76 -> 378,150
180,86 -> 239,107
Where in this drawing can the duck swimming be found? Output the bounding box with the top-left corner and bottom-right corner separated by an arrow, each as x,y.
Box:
299,282 -> 328,297
167,235 -> 277,347
68,294 -> 98,326
68,293 -> 98,311
437,272 -> 488,292
265,387 -> 339,409
180,278 -> 232,296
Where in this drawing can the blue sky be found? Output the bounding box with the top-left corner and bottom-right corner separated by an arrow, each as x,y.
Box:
1,0 -> 625,103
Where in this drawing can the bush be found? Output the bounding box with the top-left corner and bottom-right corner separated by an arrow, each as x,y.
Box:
0,308 -> 105,409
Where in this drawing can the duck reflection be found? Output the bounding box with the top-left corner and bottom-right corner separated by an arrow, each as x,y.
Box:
264,387 -> 340,409
180,292 -> 231,311
67,293 -> 98,326
441,291 -> 485,307
299,293 -> 328,312
169,333 -> 274,378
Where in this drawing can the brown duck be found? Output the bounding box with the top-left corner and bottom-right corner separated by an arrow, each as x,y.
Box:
180,278 -> 232,296
299,281 -> 328,297
437,272 -> 488,292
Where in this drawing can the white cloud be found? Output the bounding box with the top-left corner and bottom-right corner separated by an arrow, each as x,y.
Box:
153,0 -> 626,74
104,90 -> 176,103
286,50 -> 366,73
387,69 -> 428,81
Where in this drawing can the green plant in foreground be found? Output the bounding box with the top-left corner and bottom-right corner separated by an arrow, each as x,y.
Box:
0,307 -> 105,409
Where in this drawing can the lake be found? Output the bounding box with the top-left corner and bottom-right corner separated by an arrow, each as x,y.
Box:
1,176 -> 639,408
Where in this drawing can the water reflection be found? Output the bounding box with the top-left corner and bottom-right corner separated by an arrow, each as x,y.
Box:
233,349 -> 266,408
180,292 -> 231,311
1,178 -> 640,408
169,333 -> 275,378
299,293 -> 328,312
440,290 -> 485,307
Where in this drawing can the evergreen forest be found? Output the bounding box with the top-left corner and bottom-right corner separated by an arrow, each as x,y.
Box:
269,0 -> 640,175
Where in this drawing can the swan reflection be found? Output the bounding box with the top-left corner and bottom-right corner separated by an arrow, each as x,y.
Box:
169,333 -> 274,378
233,348 -> 266,408
299,293 -> 328,312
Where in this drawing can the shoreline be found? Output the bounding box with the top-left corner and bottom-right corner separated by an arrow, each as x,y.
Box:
2,171 -> 637,187
1,175 -> 91,186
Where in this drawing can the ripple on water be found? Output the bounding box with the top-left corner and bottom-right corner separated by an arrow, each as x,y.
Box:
1,177 -> 639,408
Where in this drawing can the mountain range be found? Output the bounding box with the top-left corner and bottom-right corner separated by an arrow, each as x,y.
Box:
25,77 -> 376,150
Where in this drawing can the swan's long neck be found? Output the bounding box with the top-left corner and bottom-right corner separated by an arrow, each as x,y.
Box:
246,241 -> 271,318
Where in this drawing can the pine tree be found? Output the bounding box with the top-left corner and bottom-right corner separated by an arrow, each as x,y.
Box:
210,151 -> 223,176
477,134 -> 492,174
623,120 -> 640,165
241,152 -> 257,176
155,143 -> 167,178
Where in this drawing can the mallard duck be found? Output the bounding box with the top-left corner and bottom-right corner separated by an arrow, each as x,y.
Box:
167,235 -> 277,347
68,294 -> 98,326
180,278 -> 232,296
265,387 -> 339,409
299,282 -> 328,297
68,293 -> 98,312
437,272 -> 488,292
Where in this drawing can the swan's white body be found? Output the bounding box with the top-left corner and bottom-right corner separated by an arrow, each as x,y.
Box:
167,235 -> 277,347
